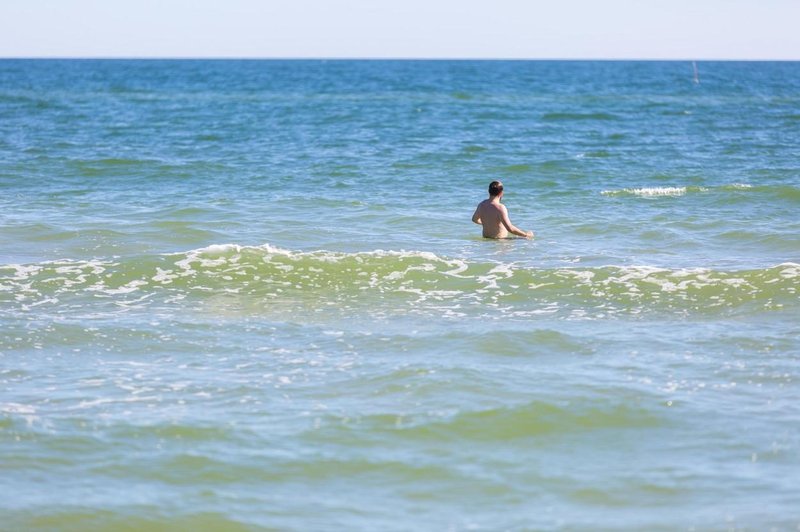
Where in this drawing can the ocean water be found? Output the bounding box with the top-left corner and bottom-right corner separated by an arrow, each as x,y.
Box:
1,60 -> 799,530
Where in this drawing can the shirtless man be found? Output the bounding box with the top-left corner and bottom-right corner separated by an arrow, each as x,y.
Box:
472,180 -> 534,239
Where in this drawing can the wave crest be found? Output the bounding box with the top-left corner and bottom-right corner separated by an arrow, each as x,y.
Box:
1,245 -> 797,319
601,183 -> 799,201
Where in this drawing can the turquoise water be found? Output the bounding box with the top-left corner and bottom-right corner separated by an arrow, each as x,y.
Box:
1,60 -> 799,530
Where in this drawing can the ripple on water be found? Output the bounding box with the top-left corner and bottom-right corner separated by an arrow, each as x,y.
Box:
301,398 -> 667,448
8,511 -> 253,532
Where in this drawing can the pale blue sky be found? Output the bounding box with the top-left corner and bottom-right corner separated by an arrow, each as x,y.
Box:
1,0 -> 798,59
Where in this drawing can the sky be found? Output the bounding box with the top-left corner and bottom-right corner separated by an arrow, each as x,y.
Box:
0,0 -> 798,60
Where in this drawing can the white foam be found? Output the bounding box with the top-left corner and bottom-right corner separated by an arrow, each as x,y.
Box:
557,268 -> 596,284
4,264 -> 42,280
603,183 -> 758,197
153,267 -> 178,284
443,259 -> 469,277
202,243 -> 241,254
26,297 -> 59,307
777,263 -> 800,278
602,186 -> 687,197
0,402 -> 36,414
104,279 -> 148,295
384,271 -> 405,281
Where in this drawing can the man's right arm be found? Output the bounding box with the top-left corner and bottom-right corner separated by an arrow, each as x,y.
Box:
501,205 -> 533,239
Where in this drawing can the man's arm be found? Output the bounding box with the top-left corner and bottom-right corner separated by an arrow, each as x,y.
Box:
471,206 -> 482,225
501,205 -> 533,239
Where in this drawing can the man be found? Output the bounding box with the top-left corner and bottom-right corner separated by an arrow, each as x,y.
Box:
472,180 -> 534,239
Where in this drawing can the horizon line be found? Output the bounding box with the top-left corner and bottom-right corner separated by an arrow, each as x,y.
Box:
1,56 -> 799,62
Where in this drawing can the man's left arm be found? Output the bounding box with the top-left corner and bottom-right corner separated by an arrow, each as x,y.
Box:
471,206 -> 482,225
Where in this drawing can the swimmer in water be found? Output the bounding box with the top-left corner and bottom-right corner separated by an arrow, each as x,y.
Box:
471,180 -> 534,239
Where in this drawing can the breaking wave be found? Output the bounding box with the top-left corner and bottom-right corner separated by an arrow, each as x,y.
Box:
1,244 -> 798,320
601,183 -> 800,201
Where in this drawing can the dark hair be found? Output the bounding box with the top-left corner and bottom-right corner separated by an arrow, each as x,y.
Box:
489,181 -> 504,197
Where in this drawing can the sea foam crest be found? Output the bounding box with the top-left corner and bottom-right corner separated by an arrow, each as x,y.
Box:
601,186 -> 691,197
2,246 -> 798,319
601,183 -> 762,198
176,243 -> 466,273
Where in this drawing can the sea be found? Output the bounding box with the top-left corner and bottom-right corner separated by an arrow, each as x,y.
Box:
1,60 -> 799,530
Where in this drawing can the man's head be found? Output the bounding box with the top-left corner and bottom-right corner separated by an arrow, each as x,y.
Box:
489,180 -> 504,198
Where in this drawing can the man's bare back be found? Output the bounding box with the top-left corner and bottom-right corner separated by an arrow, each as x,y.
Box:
472,181 -> 533,239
